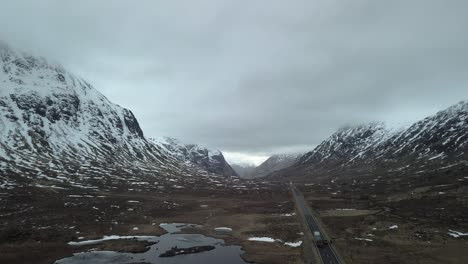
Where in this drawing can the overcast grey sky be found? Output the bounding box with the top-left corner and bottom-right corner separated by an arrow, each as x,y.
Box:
1,0 -> 468,165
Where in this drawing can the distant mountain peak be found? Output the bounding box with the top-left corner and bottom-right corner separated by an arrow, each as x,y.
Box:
149,137 -> 236,177
230,163 -> 257,179
248,152 -> 305,178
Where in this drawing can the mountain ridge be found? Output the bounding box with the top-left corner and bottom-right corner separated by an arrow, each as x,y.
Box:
269,101 -> 468,181
149,136 -> 238,177
254,153 -> 304,178
232,152 -> 304,178
0,43 -> 231,190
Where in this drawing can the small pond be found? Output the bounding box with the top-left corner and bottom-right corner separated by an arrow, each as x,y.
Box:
55,223 -> 249,264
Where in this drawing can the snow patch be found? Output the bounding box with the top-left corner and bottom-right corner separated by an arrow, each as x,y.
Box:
68,235 -> 157,246
284,241 -> 302,247
214,227 -> 232,232
448,230 -> 468,238
355,237 -> 373,242
248,237 -> 276,242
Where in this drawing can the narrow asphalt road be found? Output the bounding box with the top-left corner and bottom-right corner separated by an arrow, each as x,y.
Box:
292,184 -> 341,264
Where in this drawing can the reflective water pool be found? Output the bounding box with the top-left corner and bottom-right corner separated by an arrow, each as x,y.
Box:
55,223 -> 248,264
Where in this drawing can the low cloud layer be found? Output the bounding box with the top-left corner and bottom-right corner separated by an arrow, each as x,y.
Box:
1,0 -> 468,163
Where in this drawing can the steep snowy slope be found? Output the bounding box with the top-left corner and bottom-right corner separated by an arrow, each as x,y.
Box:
278,101 -> 468,178
0,43 -> 208,188
254,153 -> 304,178
149,137 -> 238,177
298,122 -> 396,167
372,101 -> 468,161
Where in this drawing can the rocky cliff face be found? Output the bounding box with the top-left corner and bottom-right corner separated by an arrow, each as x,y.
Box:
149,137 -> 238,177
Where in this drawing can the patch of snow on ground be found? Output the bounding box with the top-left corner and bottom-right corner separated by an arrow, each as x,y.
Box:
248,237 -> 276,242
284,241 -> 302,247
214,227 -> 233,232
274,212 -> 296,216
68,235 -> 157,246
389,225 -> 398,230
448,230 -> 468,238
355,237 -> 373,242
34,184 -> 67,190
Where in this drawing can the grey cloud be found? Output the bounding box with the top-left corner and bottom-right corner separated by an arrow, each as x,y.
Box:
1,0 -> 468,158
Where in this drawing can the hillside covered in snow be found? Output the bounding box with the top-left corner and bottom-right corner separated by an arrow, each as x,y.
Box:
231,153 -> 304,179
253,153 -> 304,178
149,137 -> 237,177
272,102 -> 468,180
0,43 -> 231,190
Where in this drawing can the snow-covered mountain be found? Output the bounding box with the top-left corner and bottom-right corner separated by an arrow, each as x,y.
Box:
149,137 -> 238,177
371,101 -> 468,161
254,153 -> 304,178
298,122 -> 397,167
0,43 -> 218,189
230,163 -> 257,179
231,153 -> 304,179
293,101 -> 468,175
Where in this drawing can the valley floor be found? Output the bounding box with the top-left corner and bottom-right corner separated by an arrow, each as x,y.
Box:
297,182 -> 468,264
1,177 -> 467,264
0,182 -> 304,264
